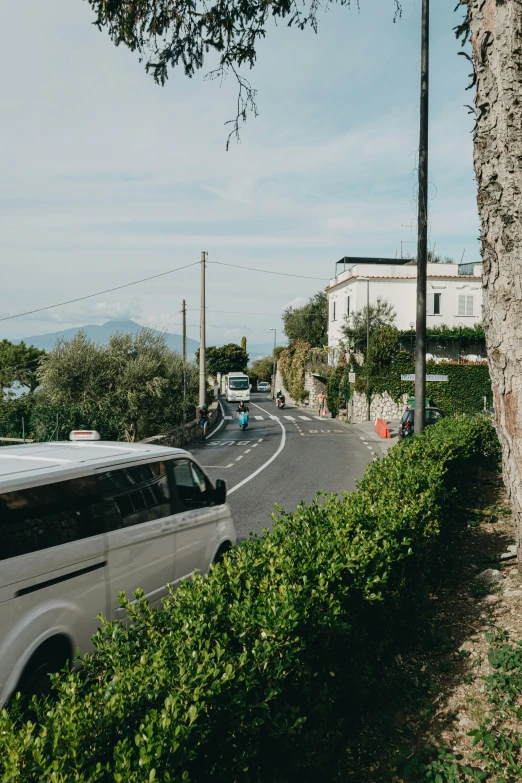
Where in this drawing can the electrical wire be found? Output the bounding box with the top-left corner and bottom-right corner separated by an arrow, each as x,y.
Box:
207,261 -> 328,281
0,262 -> 200,323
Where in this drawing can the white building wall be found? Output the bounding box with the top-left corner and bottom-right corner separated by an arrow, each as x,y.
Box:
327,262 -> 483,351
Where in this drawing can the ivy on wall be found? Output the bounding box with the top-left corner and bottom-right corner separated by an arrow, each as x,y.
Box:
399,324 -> 485,344
354,351 -> 492,415
279,341 -> 310,402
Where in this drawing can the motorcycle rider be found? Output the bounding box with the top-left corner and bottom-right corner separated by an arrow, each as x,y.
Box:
237,400 -> 249,416
276,390 -> 285,408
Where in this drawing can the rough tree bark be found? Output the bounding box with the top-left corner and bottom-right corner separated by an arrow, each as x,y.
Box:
468,0 -> 522,544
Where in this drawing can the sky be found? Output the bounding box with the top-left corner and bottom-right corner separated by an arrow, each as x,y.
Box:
0,0 -> 478,348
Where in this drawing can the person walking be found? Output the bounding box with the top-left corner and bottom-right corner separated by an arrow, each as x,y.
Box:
317,391 -> 326,417
198,403 -> 210,437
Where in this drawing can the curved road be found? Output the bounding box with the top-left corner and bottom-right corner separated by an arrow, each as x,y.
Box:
191,393 -> 376,541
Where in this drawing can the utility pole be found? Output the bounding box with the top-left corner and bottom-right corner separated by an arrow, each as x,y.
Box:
366,278 -> 370,421
182,299 -> 187,365
414,0 -> 429,433
199,252 -> 206,407
270,328 -> 277,398
182,299 -> 187,445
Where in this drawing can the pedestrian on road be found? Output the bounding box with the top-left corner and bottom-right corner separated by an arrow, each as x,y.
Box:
317,391 -> 326,416
199,403 -> 210,437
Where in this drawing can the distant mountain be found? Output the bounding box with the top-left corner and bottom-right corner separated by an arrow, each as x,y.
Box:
14,320 -> 199,356
13,322 -> 284,360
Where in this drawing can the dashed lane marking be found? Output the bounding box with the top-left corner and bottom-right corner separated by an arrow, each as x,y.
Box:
244,449 -> 252,454
235,455 -> 243,461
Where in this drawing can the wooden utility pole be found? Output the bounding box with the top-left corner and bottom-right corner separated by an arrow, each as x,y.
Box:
199,252 -> 206,407
414,0 -> 429,433
182,299 -> 187,365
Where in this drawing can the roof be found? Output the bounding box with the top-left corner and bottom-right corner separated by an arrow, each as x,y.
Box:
327,272 -> 481,292
337,256 -> 410,266
0,441 -> 186,492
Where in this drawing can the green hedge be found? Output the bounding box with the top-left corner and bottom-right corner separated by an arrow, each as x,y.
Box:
360,351 -> 492,415
0,417 -> 499,782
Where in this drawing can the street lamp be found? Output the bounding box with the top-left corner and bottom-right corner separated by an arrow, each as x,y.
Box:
358,277 -> 371,421
270,328 -> 277,398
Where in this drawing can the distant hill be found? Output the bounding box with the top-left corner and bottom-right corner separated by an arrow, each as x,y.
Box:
14,320 -> 199,356
13,322 -> 283,360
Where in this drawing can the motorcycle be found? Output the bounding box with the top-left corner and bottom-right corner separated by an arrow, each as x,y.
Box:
276,395 -> 286,409
238,410 -> 249,430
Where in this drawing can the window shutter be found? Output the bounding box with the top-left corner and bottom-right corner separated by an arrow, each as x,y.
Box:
458,295 -> 466,316
427,293 -> 434,315
466,295 -> 474,316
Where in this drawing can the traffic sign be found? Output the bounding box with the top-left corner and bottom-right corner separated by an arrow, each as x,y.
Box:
401,374 -> 448,382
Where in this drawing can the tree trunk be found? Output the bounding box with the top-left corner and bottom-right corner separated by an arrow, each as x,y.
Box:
468,0 -> 522,545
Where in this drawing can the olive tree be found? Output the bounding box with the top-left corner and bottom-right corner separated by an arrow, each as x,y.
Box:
38,328 -> 197,441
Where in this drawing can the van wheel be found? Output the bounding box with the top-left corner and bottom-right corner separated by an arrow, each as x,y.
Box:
18,636 -> 72,702
213,541 -> 232,565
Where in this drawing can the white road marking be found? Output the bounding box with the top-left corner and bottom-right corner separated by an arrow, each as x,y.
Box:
299,416 -> 311,421
359,436 -> 366,441
284,415 -> 295,420
201,464 -> 234,468
254,415 -> 264,420
252,443 -> 259,448
258,438 -> 263,442
244,449 -> 251,454
228,401 -> 286,496
235,455 -> 243,461
270,415 -> 279,420
224,415 -> 233,420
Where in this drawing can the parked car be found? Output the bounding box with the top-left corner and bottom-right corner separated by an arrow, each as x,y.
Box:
257,382 -> 270,393
0,430 -> 236,705
398,407 -> 446,440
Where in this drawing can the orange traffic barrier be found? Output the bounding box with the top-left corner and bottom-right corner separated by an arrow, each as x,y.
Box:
374,417 -> 391,439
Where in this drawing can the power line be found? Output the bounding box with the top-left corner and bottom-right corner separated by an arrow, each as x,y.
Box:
208,261 -> 328,281
0,262 -> 200,323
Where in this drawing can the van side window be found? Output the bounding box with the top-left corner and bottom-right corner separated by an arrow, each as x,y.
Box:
99,461 -> 171,532
0,477 -> 103,562
172,459 -> 209,512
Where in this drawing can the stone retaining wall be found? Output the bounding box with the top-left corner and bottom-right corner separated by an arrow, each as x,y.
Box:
142,401 -> 221,448
273,367 -> 327,413
349,390 -> 408,423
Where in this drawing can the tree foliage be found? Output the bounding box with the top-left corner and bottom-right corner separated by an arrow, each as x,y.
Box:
341,297 -> 397,353
37,329 -> 196,441
283,291 -> 328,348
87,0 -> 402,146
367,326 -> 400,366
0,340 -> 45,396
251,355 -> 274,382
197,343 -> 249,376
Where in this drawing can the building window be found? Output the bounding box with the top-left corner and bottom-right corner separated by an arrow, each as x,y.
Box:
331,301 -> 336,321
458,294 -> 474,316
345,296 -> 351,317
428,292 -> 442,315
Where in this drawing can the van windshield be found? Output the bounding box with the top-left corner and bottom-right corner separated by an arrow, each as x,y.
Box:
229,379 -> 249,390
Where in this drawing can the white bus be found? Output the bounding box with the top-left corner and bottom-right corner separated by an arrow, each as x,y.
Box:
224,372 -> 250,403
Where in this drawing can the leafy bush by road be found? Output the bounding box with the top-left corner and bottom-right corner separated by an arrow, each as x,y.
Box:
0,417 -> 500,782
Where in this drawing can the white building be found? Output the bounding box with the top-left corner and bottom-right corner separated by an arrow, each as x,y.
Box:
326,257 -> 483,352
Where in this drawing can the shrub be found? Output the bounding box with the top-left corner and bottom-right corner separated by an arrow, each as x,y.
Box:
0,417 -> 500,782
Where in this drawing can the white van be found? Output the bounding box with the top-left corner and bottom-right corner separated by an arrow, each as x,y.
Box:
224,372 -> 250,403
0,432 -> 236,705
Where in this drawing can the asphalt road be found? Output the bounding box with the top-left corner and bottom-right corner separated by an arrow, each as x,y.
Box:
190,393 -> 376,541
